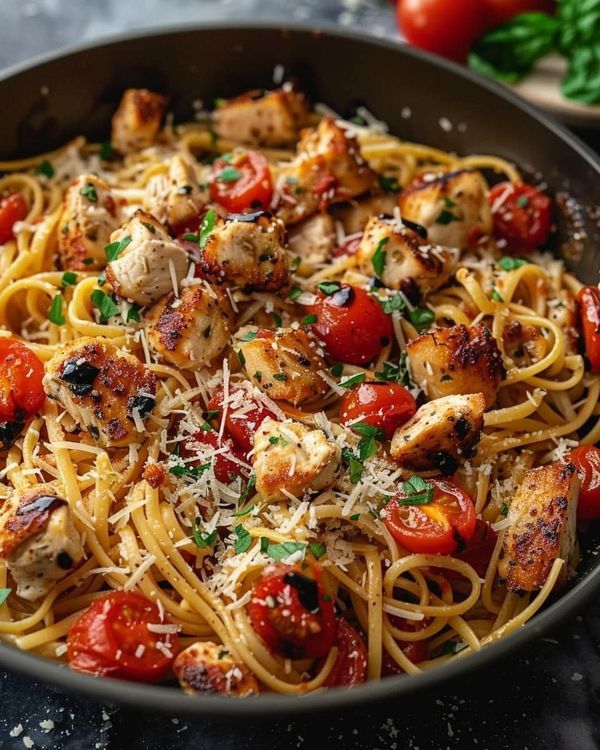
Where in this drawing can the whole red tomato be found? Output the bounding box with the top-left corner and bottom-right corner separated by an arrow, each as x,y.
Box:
482,0 -> 555,28
397,0 -> 486,62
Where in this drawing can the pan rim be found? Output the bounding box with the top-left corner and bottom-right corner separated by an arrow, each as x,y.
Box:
1,19 -> 599,717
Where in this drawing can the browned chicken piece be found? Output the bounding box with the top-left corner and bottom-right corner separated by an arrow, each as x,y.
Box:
145,285 -> 234,370
174,642 -> 259,696
105,210 -> 189,305
253,416 -> 341,501
212,86 -> 309,147
502,320 -> 547,368
398,169 -> 493,249
235,327 -> 328,406
288,213 -> 336,266
57,175 -> 120,271
43,336 -> 157,447
499,461 -> 580,593
390,393 -> 486,474
277,118 -> 377,225
111,88 -> 168,155
356,215 -> 454,297
143,154 -> 207,230
407,323 -> 505,408
201,210 -> 289,291
0,485 -> 83,601
329,191 -> 398,235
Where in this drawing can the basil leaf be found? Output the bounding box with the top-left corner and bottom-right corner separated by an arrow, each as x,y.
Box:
378,174 -> 401,194
375,353 -> 413,388
342,447 -> 363,485
308,542 -> 326,559
435,209 -> 458,225
126,303 -> 141,323
378,293 -> 406,315
498,256 -> 527,271
561,45 -> 600,105
239,474 -> 256,504
217,166 -> 242,183
408,308 -> 434,332
261,539 -> 307,560
199,208 -> 216,249
233,524 -> 252,554
302,314 -> 317,325
318,281 -> 341,296
468,12 -> 559,83
61,271 -> 78,287
90,289 -> 119,323
105,235 -> 132,262
398,475 -> 435,505
288,286 -> 302,301
331,363 -> 343,378
37,160 -> 54,178
491,288 -> 504,302
192,518 -> 217,548
169,462 -> 210,479
558,0 -> 600,51
49,294 -> 65,325
233,503 -> 255,517
339,373 -> 366,389
352,422 -> 385,442
79,183 -> 98,202
372,237 -> 389,277
358,435 -> 377,462
0,588 -> 11,606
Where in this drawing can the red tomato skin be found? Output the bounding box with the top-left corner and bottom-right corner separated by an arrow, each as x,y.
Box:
570,446 -> 600,520
184,428 -> 248,484
339,382 -> 417,440
0,339 -> 45,422
482,0 -> 555,27
0,193 -> 28,244
67,591 -> 179,682
210,151 -> 273,213
488,181 -> 552,252
248,564 -> 336,659
324,619 -> 368,688
383,478 -> 477,555
397,0 -> 486,62
309,286 -> 394,366
454,519 -> 497,577
577,287 -> 600,373
207,386 -> 276,455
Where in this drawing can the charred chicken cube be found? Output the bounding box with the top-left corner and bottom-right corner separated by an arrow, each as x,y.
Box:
105,210 -> 189,305
234,327 -> 328,405
499,461 -> 580,593
200,211 -> 289,291
356,216 -> 454,297
502,320 -> 547,368
0,486 -> 83,601
143,154 -> 207,230
145,284 -> 234,370
277,118 -> 377,225
253,416 -> 341,501
329,191 -> 398,235
174,641 -> 259,696
42,336 -> 157,447
111,88 -> 168,155
398,169 -> 492,249
390,393 -> 486,474
212,86 -> 309,147
57,175 -> 120,271
406,323 -> 504,408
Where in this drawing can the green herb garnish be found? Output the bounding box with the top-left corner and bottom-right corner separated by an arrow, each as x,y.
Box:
79,183 -> 97,202
397,475 -> 435,505
38,160 -> 54,178
233,524 -> 252,554
408,307 -> 435,332
498,256 -> 527,271
48,294 -> 65,325
61,271 -> 77,287
339,373 -> 366,390
192,517 -> 217,548
91,289 -> 119,323
372,237 -> 389,277
104,235 -> 132,262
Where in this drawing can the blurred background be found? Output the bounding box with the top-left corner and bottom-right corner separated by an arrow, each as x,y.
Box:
0,2 -> 598,749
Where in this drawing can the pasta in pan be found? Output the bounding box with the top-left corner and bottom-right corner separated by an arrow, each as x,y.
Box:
0,84 -> 596,696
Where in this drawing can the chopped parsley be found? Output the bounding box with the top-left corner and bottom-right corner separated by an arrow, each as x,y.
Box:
268,435 -> 289,446
435,209 -> 458,225
61,271 -> 77,287
170,462 -> 211,480
408,307 -> 435,332
342,446 -> 364,485
216,166 -> 242,183
99,141 -> 113,160
491,287 -> 504,302
291,256 -> 301,271
37,159 -> 54,178
273,372 -> 287,382
142,221 -> 156,234
308,542 -> 327,559
372,237 -> 389,277
233,503 -> 255,518
331,362 -> 343,378
443,196 -> 457,208
233,524 -> 252,554
237,349 -> 246,367
378,293 -> 406,315
498,256 -> 527,271
0,588 -> 11,606
90,289 -> 119,323
378,174 -> 401,194
397,475 -> 435,505
272,312 -> 283,327
516,195 -> 529,208
500,503 -> 509,517
240,330 -> 258,342
104,235 -> 132,262
317,281 -> 341,296
339,372 -> 366,389
79,183 -> 98,202
375,354 -> 412,388
350,513 -> 360,521
302,313 -> 317,325
260,539 -> 307,560
239,474 -> 256,505
192,517 -> 217,548
199,208 -> 216,249
253,371 -> 262,382
288,286 -> 302,301
48,294 -> 65,325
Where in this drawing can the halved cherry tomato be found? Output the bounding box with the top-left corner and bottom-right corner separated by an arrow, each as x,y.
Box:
382,478 -> 477,554
570,445 -> 600,520
332,236 -> 362,259
397,0 -> 486,62
67,591 -> 180,682
207,386 -> 277,455
339,381 -> 417,441
577,286 -> 600,373
0,193 -> 28,244
0,338 -> 45,423
183,427 -> 248,484
248,563 -> 336,659
323,618 -> 367,688
488,181 -> 552,252
482,0 -> 555,27
210,151 -> 273,213
454,519 -> 497,577
308,285 -> 394,366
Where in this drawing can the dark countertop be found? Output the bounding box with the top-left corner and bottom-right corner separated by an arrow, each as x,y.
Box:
0,2 -> 599,748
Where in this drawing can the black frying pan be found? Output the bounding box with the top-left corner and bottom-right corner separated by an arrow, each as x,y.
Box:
1,22 -> 599,718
